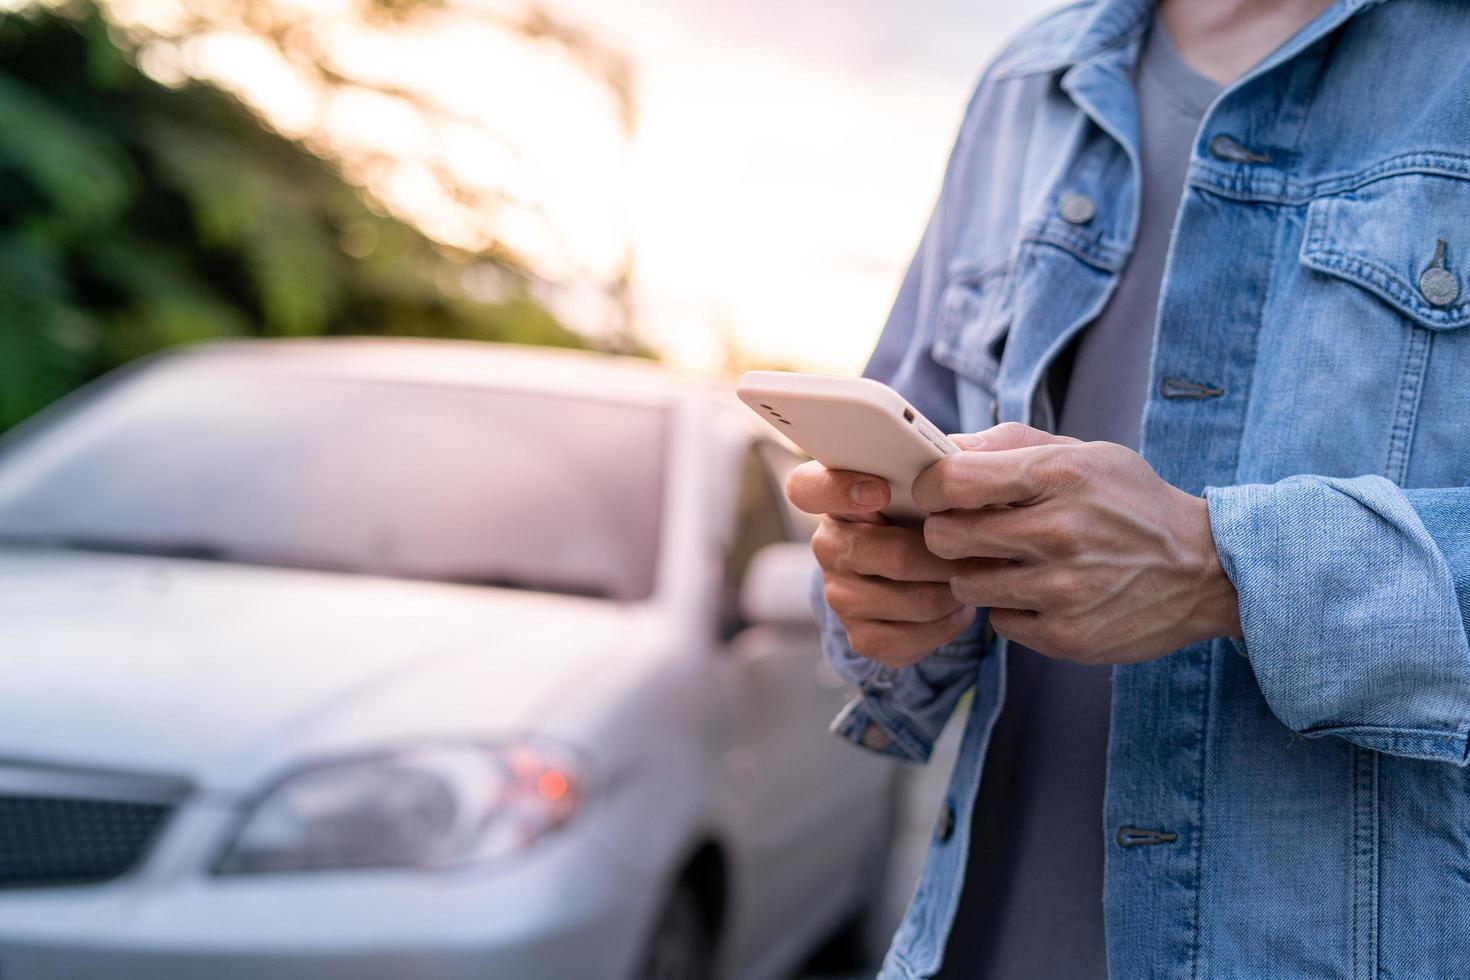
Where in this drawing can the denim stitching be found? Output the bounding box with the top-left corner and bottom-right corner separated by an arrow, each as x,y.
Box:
857,695 -> 934,763
1352,749 -> 1360,980
1298,725 -> 1470,762
935,268 -> 1014,386
1384,328 -> 1431,485
1022,221 -> 1132,273
1192,196 -> 1287,980
1369,754 -> 1379,979
1350,747 -> 1379,980
988,4 -> 1150,83
1189,641 -> 1212,980
1193,151 -> 1470,206
1302,250 -> 1470,327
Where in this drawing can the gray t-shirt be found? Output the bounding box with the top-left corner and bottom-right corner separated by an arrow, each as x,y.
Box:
938,22 -> 1220,979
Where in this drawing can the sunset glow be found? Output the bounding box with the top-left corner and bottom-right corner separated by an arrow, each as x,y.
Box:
78,0 -> 1064,375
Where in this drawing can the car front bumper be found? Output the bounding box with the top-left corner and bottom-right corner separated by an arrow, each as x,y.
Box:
0,800 -> 655,980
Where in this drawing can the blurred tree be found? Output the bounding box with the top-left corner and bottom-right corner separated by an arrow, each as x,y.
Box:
106,0 -> 638,335
0,1 -> 632,432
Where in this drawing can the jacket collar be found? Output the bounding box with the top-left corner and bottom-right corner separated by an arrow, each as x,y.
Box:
998,0 -> 1397,80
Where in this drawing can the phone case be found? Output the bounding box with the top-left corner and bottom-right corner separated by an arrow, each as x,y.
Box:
737,372 -> 958,523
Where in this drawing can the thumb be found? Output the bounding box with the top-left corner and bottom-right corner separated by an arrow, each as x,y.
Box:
950,421 -> 1080,452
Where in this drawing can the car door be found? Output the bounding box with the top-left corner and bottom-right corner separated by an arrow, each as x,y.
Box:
713,440 -> 894,955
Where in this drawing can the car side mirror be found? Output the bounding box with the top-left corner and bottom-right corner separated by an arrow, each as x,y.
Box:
739,542 -> 819,628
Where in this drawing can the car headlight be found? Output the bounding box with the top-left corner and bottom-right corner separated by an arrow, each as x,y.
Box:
215,741 -> 580,875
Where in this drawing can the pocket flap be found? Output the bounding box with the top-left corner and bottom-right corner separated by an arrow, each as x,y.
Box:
1300,174 -> 1470,330
931,266 -> 1013,388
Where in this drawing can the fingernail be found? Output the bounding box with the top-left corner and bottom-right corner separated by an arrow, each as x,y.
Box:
850,479 -> 885,507
951,432 -> 988,450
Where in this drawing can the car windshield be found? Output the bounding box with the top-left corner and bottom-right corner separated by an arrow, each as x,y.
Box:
0,362 -> 667,601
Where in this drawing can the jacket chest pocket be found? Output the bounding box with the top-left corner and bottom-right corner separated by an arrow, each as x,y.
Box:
1295,168 -> 1470,485
1301,172 -> 1470,330
932,262 -> 1013,429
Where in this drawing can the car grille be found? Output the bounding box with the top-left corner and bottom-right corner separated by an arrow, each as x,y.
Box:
0,795 -> 174,888
0,764 -> 188,889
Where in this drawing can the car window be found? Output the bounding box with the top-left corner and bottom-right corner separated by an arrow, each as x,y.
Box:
755,441 -> 817,541
721,444 -> 792,632
0,365 -> 668,601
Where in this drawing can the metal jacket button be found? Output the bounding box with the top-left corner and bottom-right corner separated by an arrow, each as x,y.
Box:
1421,239 -> 1459,307
860,723 -> 894,751
935,802 -> 956,842
1058,191 -> 1095,225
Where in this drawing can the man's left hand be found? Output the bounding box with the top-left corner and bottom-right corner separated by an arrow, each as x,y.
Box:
912,422 -> 1243,665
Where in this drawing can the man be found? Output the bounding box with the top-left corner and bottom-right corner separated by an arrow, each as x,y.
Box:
786,0 -> 1470,977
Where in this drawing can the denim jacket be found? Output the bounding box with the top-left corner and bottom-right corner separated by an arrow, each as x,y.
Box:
814,1 -> 1470,976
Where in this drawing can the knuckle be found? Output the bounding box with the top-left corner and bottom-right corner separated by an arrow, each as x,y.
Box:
873,527 -> 920,578
845,522 -> 884,571
917,583 -> 957,620
1095,440 -> 1135,468
943,605 -> 978,639
1034,525 -> 1070,564
847,625 -> 886,659
1039,447 -> 1089,489
991,421 -> 1031,445
986,607 -> 1027,643
1042,568 -> 1084,610
948,570 -> 982,606
810,520 -> 842,568
923,515 -> 963,560
890,535 -> 925,578
934,459 -> 972,506
822,578 -> 851,614
914,457 -> 957,511
1029,520 -> 1066,555
917,461 -> 958,513
1044,513 -> 1087,555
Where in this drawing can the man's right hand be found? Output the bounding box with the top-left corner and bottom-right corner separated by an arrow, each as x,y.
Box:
786,461 -> 976,668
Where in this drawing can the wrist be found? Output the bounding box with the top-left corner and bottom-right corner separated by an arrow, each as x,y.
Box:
1184,493 -> 1243,642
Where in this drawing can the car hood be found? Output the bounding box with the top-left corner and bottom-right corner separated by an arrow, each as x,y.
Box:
0,547 -> 650,790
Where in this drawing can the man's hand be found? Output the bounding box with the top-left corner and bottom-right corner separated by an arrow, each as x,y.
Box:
786,463 -> 976,668
913,422 -> 1242,665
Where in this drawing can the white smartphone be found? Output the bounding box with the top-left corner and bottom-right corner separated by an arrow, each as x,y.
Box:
737,370 -> 960,523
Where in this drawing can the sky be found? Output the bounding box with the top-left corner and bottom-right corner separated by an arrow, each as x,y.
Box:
88,0 -> 1069,376
545,0 -> 1068,375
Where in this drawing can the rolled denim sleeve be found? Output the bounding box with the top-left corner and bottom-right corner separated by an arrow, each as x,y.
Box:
1206,475 -> 1470,765
813,570 -> 985,763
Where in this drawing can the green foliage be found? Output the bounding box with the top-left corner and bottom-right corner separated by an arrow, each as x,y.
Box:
0,2 -> 595,431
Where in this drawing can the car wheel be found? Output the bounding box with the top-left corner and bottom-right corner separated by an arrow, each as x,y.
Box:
635,879 -> 716,980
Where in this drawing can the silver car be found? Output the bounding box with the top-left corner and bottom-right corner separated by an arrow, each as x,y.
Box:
0,340 -> 898,980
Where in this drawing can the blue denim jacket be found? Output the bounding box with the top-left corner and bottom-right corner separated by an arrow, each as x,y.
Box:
815,1 -> 1470,976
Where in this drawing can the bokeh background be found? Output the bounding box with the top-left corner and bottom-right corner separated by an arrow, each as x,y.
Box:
0,2 -> 1064,977
0,0 -> 1065,431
